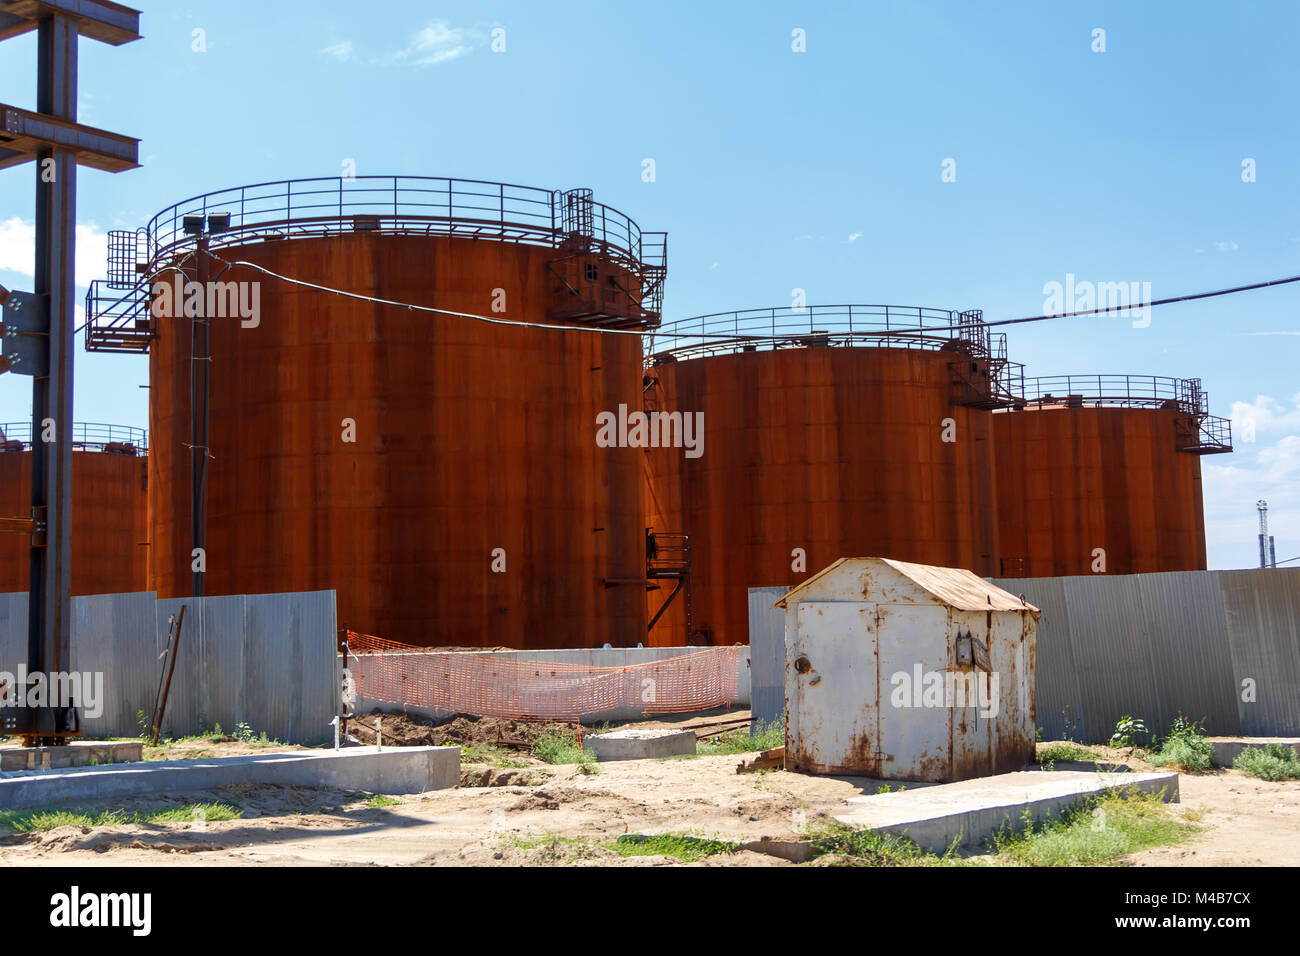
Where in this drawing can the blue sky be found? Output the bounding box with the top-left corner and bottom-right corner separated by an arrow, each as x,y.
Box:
1,0 -> 1297,569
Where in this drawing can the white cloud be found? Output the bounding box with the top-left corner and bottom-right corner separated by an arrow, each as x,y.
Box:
321,40 -> 354,62
1204,397 -> 1300,567
847,232 -> 862,242
0,217 -> 107,289
1213,240 -> 1239,252
380,21 -> 479,66
1228,393 -> 1300,443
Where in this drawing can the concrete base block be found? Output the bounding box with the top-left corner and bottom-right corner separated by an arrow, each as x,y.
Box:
1206,737 -> 1300,766
0,740 -> 143,772
833,770 -> 1179,854
0,746 -> 459,811
586,729 -> 696,761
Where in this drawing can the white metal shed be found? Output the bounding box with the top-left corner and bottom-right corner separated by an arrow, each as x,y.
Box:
776,557 -> 1039,782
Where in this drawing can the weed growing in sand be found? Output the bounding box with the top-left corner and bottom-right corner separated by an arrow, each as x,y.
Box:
1148,716 -> 1214,772
1109,715 -> 1150,749
1233,744 -> 1300,781
453,742 -> 528,769
989,787 -> 1196,866
805,820 -> 962,866
1037,742 -> 1099,766
507,833 -> 588,850
0,802 -> 242,833
365,794 -> 401,808
506,833 -> 604,863
609,832 -> 739,862
531,727 -> 598,771
696,719 -> 784,756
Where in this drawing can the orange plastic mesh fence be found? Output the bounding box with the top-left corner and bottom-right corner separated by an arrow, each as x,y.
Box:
345,630 -> 741,720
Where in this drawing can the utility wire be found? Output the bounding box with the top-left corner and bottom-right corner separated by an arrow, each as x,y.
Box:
76,250 -> 1300,342
984,273 -> 1300,328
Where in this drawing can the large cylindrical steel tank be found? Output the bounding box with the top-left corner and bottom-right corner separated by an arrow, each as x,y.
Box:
0,424 -> 148,595
643,305 -> 1015,646
136,176 -> 665,648
994,375 -> 1231,577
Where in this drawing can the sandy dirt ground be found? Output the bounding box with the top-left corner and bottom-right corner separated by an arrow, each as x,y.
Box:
1,726 -> 1296,867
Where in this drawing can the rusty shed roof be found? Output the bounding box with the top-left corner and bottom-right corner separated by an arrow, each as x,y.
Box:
776,557 -> 1040,614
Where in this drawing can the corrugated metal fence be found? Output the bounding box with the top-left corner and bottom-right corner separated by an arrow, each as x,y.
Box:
991,570 -> 1300,743
0,590 -> 338,744
750,569 -> 1300,744
748,587 -> 787,734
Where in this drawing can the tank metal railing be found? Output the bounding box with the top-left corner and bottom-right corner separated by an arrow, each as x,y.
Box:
1016,374 -> 1233,454
1021,374 -> 1193,410
1178,413 -> 1233,454
85,176 -> 667,350
645,304 -> 985,363
143,176 -> 656,273
0,422 -> 148,454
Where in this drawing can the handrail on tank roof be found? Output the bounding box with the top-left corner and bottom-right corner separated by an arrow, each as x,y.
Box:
1009,374 -> 1234,453
1016,373 -> 1204,411
0,422 -> 148,454
644,303 -> 992,362
138,175 -> 664,276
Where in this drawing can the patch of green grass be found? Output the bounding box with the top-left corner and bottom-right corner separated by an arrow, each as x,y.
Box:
453,742 -> 529,768
507,833 -> 590,851
608,832 -> 739,862
990,787 -> 1196,866
696,719 -> 784,756
805,820 -> 962,866
1233,744 -> 1300,781
364,794 -> 401,808
0,801 -> 242,833
1148,737 -> 1215,771
142,725 -> 285,759
504,832 -> 606,863
1147,716 -> 1215,772
1038,742 -> 1100,765
531,727 -> 598,771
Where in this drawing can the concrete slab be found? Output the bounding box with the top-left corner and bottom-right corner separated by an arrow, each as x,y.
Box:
586,729 -> 696,761
833,770 -> 1179,854
1205,737 -> 1300,766
0,740 -> 143,772
0,746 -> 459,811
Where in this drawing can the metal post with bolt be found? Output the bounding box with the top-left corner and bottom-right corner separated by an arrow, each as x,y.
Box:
0,0 -> 141,745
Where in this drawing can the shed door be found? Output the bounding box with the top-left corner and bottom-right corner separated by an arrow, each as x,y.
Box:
787,602 -> 878,775
877,603 -> 952,782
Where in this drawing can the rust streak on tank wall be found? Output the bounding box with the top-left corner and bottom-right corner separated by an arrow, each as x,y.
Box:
148,233 -> 648,648
645,346 -> 1000,646
0,449 -> 147,595
993,405 -> 1207,576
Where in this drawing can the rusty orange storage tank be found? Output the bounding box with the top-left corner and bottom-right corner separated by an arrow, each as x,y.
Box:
0,423 -> 148,595
84,177 -> 667,649
642,305 -> 1018,646
994,375 -> 1232,577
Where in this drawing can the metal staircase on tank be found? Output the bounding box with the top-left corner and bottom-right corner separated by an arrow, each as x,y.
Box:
85,227 -> 153,352
646,530 -> 692,637
1174,378 -> 1233,454
946,311 -> 1023,410
546,188 -> 666,329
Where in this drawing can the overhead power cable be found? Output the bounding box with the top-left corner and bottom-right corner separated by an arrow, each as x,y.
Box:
983,273 -> 1300,329
75,251 -> 1300,342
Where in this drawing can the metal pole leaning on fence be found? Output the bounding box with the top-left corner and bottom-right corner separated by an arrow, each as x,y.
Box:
150,604 -> 186,746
